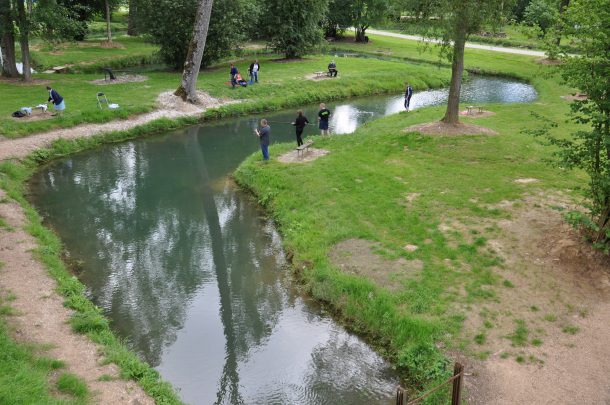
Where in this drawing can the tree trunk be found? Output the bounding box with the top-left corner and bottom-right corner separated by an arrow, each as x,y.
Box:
15,0 -> 31,81
554,0 -> 570,46
175,0 -> 214,103
1,3 -> 19,78
105,0 -> 112,43
127,0 -> 137,36
355,27 -> 367,42
442,28 -> 467,125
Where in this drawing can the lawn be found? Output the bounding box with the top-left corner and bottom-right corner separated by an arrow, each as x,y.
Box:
0,50 -> 452,138
234,35 -> 585,393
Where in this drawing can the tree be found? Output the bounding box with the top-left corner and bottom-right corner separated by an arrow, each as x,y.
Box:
137,0 -> 254,69
540,0 -> 610,248
14,0 -> 32,81
175,0 -> 213,103
351,0 -> 393,42
262,0 -> 328,58
523,0 -> 558,36
403,0 -> 512,124
0,0 -> 19,77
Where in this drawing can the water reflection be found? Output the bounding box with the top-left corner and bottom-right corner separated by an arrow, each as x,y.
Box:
29,76 -> 537,404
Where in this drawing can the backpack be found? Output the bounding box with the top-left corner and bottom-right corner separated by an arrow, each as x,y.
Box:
12,110 -> 26,118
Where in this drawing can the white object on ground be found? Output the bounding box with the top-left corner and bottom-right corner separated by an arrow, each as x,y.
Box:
20,107 -> 32,116
108,103 -> 120,109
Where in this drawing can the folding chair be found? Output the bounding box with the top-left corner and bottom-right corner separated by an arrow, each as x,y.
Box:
97,92 -> 109,109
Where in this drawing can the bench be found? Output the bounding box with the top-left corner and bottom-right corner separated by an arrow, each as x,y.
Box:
296,140 -> 314,157
467,105 -> 483,115
314,71 -> 326,79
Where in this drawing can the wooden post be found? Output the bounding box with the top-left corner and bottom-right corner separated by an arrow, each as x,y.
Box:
396,386 -> 405,405
451,362 -> 464,405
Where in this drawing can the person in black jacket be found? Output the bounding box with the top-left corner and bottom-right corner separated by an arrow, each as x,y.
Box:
291,110 -> 309,146
404,83 -> 413,111
46,86 -> 65,116
248,60 -> 260,83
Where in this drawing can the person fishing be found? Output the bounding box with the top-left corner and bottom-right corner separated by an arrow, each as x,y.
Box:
291,110 -> 309,147
46,85 -> 65,116
318,103 -> 331,136
328,60 -> 338,77
404,83 -> 413,111
255,119 -> 271,161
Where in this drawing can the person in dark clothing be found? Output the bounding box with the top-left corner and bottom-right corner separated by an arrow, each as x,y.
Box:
255,119 -> 270,161
230,64 -> 239,87
404,83 -> 413,111
248,60 -> 260,83
328,60 -> 338,77
46,86 -> 65,116
318,103 -> 331,136
292,110 -> 309,146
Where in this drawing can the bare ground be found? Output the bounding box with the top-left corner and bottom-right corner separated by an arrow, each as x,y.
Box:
404,121 -> 499,136
0,188 -> 154,404
0,91 -> 236,161
328,190 -> 610,404
450,193 -> 610,404
277,147 -> 329,163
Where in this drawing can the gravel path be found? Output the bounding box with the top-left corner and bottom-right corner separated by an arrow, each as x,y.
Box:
365,28 -> 547,57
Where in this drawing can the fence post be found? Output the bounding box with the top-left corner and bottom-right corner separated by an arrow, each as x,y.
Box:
396,386 -> 406,405
451,362 -> 464,405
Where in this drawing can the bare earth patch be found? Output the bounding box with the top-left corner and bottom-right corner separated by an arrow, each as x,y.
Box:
0,77 -> 52,86
514,177 -> 539,184
561,94 -> 588,101
459,110 -> 496,118
404,121 -> 498,136
305,73 -> 334,81
277,147 -> 329,163
11,113 -> 55,123
89,75 -> 149,85
0,189 -> 154,404
329,239 -> 423,291
0,91 -> 235,161
449,193 -> 610,404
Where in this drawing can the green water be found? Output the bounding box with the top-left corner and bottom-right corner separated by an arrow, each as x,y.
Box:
29,78 -> 537,404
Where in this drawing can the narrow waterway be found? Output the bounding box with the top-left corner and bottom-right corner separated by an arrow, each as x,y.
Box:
29,77 -> 536,405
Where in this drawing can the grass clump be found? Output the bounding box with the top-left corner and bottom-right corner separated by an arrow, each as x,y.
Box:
562,325 -> 579,335
0,318 -> 80,405
509,320 -> 529,347
56,373 -> 88,399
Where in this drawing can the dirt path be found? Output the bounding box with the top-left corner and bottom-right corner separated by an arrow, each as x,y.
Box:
458,193 -> 610,404
0,188 -> 154,404
0,91 -> 232,161
365,28 -> 547,57
0,92 -> 234,403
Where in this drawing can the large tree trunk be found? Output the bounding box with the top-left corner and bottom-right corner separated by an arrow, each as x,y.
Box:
175,0 -> 214,103
442,28 -> 467,125
127,0 -> 137,36
1,2 -> 19,78
355,26 -> 367,42
105,0 -> 112,43
15,0 -> 31,81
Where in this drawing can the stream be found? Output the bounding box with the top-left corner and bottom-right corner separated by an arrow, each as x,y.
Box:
29,76 -> 537,405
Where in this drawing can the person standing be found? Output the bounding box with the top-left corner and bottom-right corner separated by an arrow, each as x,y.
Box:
255,119 -> 271,161
404,83 -> 413,111
249,59 -> 260,83
292,110 -> 309,146
318,103 -> 331,136
46,86 -> 65,116
230,63 -> 238,88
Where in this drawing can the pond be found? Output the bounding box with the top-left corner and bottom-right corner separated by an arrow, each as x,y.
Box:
29,76 -> 537,405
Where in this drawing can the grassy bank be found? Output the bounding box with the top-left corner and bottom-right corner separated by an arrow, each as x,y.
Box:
0,123 -> 192,403
1,51 -> 450,138
0,295 -> 89,404
234,42 -> 584,395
